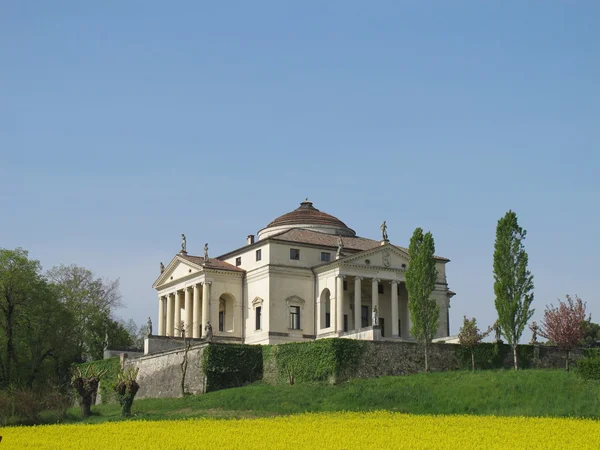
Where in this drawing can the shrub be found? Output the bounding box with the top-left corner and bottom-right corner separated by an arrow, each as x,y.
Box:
12,390 -> 43,423
203,343 -> 263,392
0,390 -> 14,426
42,388 -> 73,420
576,357 -> 600,381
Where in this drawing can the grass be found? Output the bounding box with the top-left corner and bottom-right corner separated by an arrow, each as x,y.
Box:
51,369 -> 600,425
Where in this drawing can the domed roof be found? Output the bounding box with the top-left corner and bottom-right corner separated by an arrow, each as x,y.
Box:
258,200 -> 356,240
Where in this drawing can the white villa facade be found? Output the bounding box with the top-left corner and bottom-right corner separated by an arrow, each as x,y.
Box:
152,201 -> 454,345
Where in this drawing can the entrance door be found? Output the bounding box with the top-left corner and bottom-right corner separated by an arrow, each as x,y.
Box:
380,318 -> 385,337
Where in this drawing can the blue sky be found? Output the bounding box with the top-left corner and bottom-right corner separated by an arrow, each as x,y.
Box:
1,1 -> 598,339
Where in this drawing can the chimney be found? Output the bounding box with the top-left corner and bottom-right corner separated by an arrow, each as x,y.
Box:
247,235 -> 255,245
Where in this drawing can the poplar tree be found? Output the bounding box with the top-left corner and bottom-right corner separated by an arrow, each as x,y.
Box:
493,210 -> 534,370
406,227 -> 439,372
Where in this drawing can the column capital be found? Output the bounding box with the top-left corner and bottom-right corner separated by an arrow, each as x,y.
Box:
354,276 -> 363,281
337,275 -> 345,280
389,279 -> 399,285
371,278 -> 380,283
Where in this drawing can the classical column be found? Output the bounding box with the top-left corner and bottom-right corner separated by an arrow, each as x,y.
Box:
391,280 -> 399,337
157,296 -> 166,336
201,282 -> 211,337
371,279 -> 379,325
184,287 -> 193,338
354,277 -> 362,330
174,290 -> 182,337
166,293 -> 175,337
193,284 -> 201,338
336,275 -> 344,333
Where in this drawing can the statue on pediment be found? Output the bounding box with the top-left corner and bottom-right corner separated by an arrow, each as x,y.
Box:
336,236 -> 344,259
160,262 -> 165,273
381,221 -> 389,241
181,234 -> 187,253
204,243 -> 209,262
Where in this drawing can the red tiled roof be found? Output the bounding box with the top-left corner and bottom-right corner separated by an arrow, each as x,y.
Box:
179,254 -> 245,272
266,201 -> 354,233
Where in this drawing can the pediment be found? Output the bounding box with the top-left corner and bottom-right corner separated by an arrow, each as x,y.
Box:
153,255 -> 204,289
341,244 -> 409,271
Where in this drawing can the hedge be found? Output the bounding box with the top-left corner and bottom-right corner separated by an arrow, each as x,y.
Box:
74,358 -> 120,404
202,343 -> 263,392
453,343 -> 534,370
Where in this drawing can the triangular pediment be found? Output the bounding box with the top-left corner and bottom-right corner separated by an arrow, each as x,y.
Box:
341,244 -> 409,270
152,255 -> 204,289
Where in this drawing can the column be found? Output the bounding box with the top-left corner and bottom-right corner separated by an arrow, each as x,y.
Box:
336,275 -> 344,332
391,280 -> 399,337
166,293 -> 175,336
354,277 -> 362,330
193,284 -> 201,338
157,296 -> 166,336
201,281 -> 211,337
371,279 -> 379,325
174,290 -> 182,337
185,287 -> 193,338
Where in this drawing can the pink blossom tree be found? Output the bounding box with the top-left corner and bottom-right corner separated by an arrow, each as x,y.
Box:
536,295 -> 587,371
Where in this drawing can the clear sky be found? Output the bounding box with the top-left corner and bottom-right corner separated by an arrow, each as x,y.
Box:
1,1 -> 598,339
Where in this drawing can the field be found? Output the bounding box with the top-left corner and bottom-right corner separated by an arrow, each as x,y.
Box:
2,370 -> 599,449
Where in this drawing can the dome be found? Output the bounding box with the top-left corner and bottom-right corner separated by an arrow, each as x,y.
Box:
257,200 -> 356,240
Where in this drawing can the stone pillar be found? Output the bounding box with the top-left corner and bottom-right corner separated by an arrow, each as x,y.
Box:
174,290 -> 182,337
184,287 -> 193,338
158,296 -> 166,336
201,282 -> 211,337
391,280 -> 399,337
193,284 -> 201,339
336,275 -> 344,333
371,278 -> 379,325
166,293 -> 175,337
354,277 -> 362,330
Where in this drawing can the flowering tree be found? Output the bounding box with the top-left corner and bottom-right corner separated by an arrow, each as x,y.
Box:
537,295 -> 587,371
458,316 -> 492,372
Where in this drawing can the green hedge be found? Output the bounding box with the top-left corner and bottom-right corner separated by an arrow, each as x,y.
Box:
453,343 -> 534,370
263,339 -> 366,384
74,358 -> 120,404
576,357 -> 600,380
202,343 -> 263,392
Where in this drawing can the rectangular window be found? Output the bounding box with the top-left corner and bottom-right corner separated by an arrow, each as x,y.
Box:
321,252 -> 331,262
378,283 -> 384,294
290,306 -> 301,329
325,312 -> 331,328
255,306 -> 262,330
361,305 -> 369,328
290,248 -> 300,260
219,311 -> 224,332
380,318 -> 385,337
235,257 -> 242,266
343,314 -> 348,332
256,249 -> 262,261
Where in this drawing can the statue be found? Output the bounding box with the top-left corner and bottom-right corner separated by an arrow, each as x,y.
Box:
336,236 -> 344,259
181,234 -> 187,253
204,243 -> 209,262
493,321 -> 501,343
147,317 -> 153,337
160,262 -> 165,273
372,305 -> 379,326
381,221 -> 388,241
104,331 -> 109,351
204,321 -> 213,341
530,321 -> 538,344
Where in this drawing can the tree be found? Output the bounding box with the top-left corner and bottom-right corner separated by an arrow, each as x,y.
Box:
458,316 -> 492,372
581,319 -> 600,347
114,367 -> 140,417
406,227 -> 439,372
537,295 -> 587,371
493,210 -> 534,370
47,264 -> 123,361
70,365 -> 107,418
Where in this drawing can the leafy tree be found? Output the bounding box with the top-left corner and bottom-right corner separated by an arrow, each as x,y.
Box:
406,227 -> 439,372
581,319 -> 600,347
458,316 -> 492,372
114,367 -> 140,417
71,365 -> 107,418
493,210 -> 534,370
537,295 -> 587,371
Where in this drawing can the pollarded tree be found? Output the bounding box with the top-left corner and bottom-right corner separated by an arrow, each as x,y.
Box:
458,316 -> 492,372
493,210 -> 534,370
406,227 -> 439,372
537,295 -> 587,371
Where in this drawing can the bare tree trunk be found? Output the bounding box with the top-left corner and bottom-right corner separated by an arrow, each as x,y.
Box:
424,345 -> 429,372
180,337 -> 190,397
566,349 -> 570,372
471,350 -> 475,372
513,344 -> 518,371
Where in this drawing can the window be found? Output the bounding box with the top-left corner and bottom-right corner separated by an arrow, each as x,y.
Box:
219,311 -> 224,332
255,306 -> 262,330
290,306 -> 301,329
380,318 -> 385,337
378,283 -> 384,294
343,280 -> 348,291
321,252 -> 331,262
343,314 -> 348,332
325,312 -> 331,328
235,257 -> 242,266
256,249 -> 262,261
361,305 -> 369,328
290,248 -> 300,260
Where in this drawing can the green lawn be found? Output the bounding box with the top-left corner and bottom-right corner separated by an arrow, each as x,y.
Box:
59,369 -> 600,424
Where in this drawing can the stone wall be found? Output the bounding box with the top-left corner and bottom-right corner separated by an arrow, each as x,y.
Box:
124,343 -> 207,399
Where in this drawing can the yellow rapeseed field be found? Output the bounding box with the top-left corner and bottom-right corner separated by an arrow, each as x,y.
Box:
1,412 -> 599,449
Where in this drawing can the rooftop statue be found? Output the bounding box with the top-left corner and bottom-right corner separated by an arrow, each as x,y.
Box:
381,221 -> 388,241
181,234 -> 187,253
